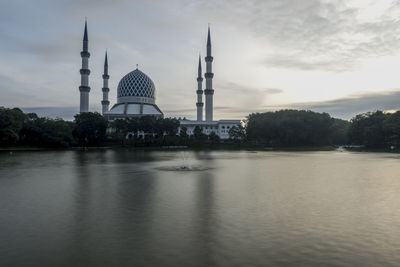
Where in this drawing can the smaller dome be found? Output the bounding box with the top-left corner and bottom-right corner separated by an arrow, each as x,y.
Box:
117,69 -> 156,104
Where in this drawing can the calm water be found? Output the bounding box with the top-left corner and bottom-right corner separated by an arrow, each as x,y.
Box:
1,150 -> 400,266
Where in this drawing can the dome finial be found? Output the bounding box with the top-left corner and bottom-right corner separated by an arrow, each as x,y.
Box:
136,64 -> 138,70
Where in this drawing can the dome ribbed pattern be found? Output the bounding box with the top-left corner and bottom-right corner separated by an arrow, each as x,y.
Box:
117,69 -> 155,99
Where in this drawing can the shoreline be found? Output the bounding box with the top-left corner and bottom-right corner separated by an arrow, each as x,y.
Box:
1,145 -> 398,153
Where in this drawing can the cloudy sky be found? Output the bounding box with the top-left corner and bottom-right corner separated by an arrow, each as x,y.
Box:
1,0 -> 400,120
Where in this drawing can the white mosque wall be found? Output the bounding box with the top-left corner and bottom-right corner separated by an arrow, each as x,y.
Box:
126,104 -> 140,114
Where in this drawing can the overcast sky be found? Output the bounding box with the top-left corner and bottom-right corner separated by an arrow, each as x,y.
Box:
1,0 -> 400,120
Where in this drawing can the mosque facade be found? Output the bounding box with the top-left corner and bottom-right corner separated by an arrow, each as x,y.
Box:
78,21 -> 240,139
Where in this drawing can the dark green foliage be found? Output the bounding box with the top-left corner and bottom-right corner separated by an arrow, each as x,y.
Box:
229,125 -> 245,141
73,112 -> 108,146
20,117 -> 73,147
0,108 -> 74,147
0,108 -> 27,146
245,110 -> 349,146
208,131 -> 220,145
110,116 -> 181,146
179,126 -> 188,138
348,111 -> 400,148
384,111 -> 400,147
3,105 -> 399,149
0,127 -> 19,146
193,126 -> 202,138
329,119 -> 349,145
193,126 -> 207,142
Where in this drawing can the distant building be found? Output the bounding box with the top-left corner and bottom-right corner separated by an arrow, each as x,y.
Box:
78,21 -> 240,139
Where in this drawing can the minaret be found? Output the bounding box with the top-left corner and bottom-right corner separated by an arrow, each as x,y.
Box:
196,54 -> 204,121
204,26 -> 214,121
79,19 -> 91,113
101,51 -> 110,114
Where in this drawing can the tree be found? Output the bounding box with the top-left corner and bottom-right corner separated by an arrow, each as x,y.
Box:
245,110 -> 348,147
0,128 -> 19,146
229,125 -> 245,141
193,126 -> 203,138
384,111 -> 400,147
111,119 -> 129,143
348,111 -> 387,148
179,126 -> 188,138
73,112 -> 108,146
208,131 -> 220,145
0,108 -> 28,146
20,118 -> 73,147
162,118 -> 179,136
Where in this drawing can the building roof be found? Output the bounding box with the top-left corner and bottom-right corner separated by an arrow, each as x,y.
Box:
105,103 -> 163,116
117,69 -> 156,103
179,119 -> 240,126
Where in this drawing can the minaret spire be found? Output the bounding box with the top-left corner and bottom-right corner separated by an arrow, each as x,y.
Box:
207,25 -> 211,53
198,54 -> 202,78
83,19 -> 88,40
204,25 -> 214,121
102,51 -> 110,115
104,50 -> 108,74
79,19 -> 91,113
196,53 -> 204,121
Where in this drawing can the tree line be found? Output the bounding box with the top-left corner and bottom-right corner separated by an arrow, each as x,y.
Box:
347,111 -> 400,148
245,110 -> 349,147
0,108 -> 226,148
0,107 -> 399,149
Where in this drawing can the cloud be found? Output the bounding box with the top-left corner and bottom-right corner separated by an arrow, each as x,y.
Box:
181,0 -> 400,72
291,89 -> 400,119
264,88 -> 284,94
216,82 -> 283,107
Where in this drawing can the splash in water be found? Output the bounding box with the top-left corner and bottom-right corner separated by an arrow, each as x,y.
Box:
155,151 -> 212,172
155,165 -> 212,172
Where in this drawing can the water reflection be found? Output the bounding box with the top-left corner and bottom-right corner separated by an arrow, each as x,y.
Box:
193,169 -> 216,266
1,150 -> 400,266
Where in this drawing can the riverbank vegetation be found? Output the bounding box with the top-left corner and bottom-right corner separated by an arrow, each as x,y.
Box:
245,110 -> 349,147
348,111 -> 400,149
0,107 -> 398,150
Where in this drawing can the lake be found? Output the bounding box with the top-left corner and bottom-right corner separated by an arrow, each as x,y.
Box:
1,150 -> 400,266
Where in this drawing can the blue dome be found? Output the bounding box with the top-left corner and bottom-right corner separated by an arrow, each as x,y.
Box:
117,69 -> 155,102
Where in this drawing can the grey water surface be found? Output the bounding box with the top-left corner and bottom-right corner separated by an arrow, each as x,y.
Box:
1,150 -> 400,266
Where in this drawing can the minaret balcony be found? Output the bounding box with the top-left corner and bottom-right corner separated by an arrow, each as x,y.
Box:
79,86 -> 91,92
204,73 -> 214,78
196,90 -> 203,94
80,69 -> 91,75
196,102 -> 204,107
102,74 -> 110,79
102,87 -> 110,92
205,56 -> 213,62
204,89 -> 214,95
80,51 -> 90,58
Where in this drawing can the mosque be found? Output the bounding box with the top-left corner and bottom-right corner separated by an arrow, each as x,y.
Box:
78,21 -> 240,139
